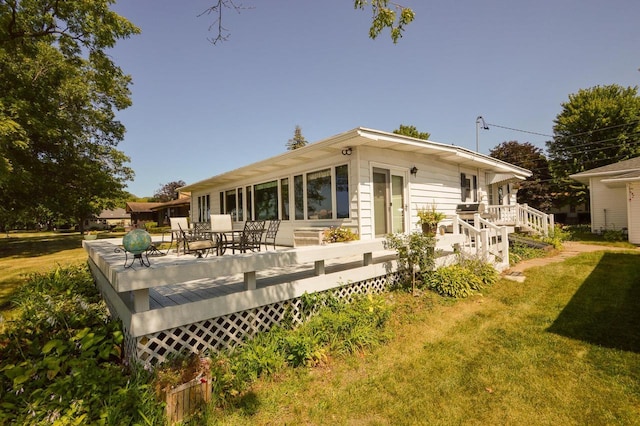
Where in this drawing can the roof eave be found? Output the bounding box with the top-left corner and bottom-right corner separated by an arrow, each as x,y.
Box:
180,127 -> 532,192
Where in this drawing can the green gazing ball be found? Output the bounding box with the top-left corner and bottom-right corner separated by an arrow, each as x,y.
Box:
123,229 -> 152,255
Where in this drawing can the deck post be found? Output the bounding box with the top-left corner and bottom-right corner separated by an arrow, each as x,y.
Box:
500,226 -> 509,266
244,271 -> 256,290
132,289 -> 150,312
480,229 -> 489,261
314,260 -> 325,275
363,252 -> 373,266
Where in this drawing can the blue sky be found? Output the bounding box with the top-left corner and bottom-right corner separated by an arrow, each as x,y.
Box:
108,0 -> 640,197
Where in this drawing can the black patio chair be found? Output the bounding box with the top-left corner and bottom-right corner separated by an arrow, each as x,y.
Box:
227,220 -> 265,253
263,220 -> 281,250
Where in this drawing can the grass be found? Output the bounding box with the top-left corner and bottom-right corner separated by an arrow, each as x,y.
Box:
0,232 -> 88,311
207,249 -> 640,424
1,231 -> 639,424
0,231 -> 129,311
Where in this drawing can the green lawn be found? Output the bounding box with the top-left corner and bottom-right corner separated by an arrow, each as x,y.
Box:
2,232 -> 639,424
0,232 -> 88,311
209,249 -> 640,424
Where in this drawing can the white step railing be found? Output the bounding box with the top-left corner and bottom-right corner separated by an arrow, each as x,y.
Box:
486,204 -> 554,237
450,215 -> 510,271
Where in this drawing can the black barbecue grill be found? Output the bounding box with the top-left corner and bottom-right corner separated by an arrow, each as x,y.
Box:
455,203 -> 485,221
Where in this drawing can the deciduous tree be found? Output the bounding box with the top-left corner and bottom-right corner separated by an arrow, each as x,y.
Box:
547,84 -> 640,206
393,124 -> 431,140
489,141 -> 554,211
0,0 -> 139,231
153,180 -> 187,202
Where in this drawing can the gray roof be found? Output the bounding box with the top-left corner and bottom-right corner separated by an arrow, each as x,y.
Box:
98,208 -> 130,219
570,156 -> 640,184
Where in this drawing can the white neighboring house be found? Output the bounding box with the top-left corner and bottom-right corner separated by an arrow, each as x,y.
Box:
570,156 -> 640,244
180,127 -> 532,246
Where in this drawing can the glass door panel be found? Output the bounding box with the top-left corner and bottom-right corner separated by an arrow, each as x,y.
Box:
391,174 -> 405,233
373,170 -> 388,236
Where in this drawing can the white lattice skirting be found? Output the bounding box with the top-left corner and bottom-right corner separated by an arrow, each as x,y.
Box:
125,272 -> 399,365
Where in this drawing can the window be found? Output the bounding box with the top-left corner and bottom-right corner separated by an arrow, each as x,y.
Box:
460,173 -> 477,203
237,188 -> 244,221
281,178 -> 290,220
294,175 -> 304,220
335,164 -> 349,218
197,195 -> 210,222
254,180 -> 278,220
307,168 -> 332,219
246,186 -> 252,220
225,189 -> 236,219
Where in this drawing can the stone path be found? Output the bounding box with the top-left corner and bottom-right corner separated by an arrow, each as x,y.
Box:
503,241 -> 639,282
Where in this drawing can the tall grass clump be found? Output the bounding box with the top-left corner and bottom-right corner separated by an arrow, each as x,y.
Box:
0,265 -> 164,425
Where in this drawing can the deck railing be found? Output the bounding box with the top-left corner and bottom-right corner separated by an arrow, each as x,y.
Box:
485,204 -> 554,237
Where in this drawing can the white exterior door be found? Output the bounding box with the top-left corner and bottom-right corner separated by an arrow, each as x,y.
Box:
373,168 -> 406,236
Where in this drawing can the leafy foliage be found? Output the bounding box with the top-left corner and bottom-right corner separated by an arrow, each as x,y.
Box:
489,141 -> 555,210
423,256 -> 497,298
393,124 -> 431,140
385,232 -> 436,292
547,84 -> 640,207
202,0 -> 415,44
152,180 -> 186,202
0,265 -> 163,425
0,0 -> 139,231
355,0 -> 415,43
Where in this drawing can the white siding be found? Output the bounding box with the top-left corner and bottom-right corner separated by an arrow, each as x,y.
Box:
188,144 -> 522,245
590,178 -> 628,232
628,182 -> 640,244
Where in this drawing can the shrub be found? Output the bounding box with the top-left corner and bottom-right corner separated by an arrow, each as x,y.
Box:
423,264 -> 483,298
0,265 -> 164,425
603,228 -> 625,241
385,232 -> 436,292
143,221 -> 158,232
543,224 -> 572,249
423,257 -> 496,298
458,256 -> 499,288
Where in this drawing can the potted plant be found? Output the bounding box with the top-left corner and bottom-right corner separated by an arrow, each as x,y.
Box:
417,205 -> 446,236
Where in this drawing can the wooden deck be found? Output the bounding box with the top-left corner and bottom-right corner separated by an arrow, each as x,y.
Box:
83,230 -> 501,364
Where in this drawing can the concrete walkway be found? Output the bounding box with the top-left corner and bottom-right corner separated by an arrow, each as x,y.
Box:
503,241 -> 640,282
